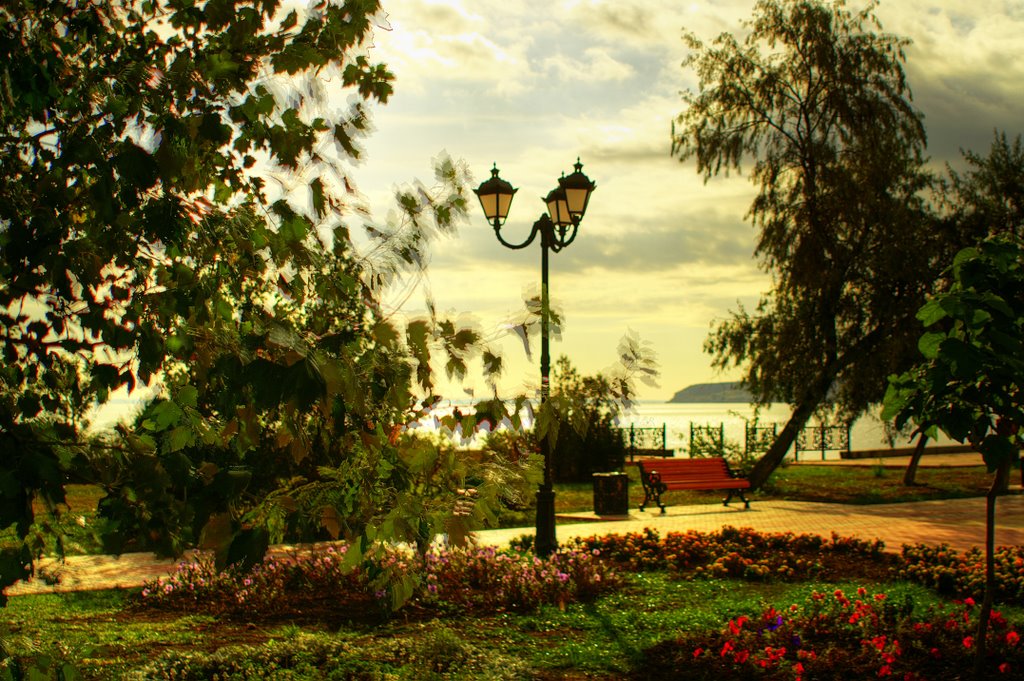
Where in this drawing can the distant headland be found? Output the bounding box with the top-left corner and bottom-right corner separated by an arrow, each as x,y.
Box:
668,382 -> 753,403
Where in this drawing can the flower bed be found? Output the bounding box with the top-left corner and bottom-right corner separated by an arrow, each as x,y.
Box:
135,542 -> 620,616
644,587 -> 1022,679
899,544 -> 1024,603
568,526 -> 889,583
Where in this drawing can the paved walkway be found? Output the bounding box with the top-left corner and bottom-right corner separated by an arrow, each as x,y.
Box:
7,492 -> 1024,598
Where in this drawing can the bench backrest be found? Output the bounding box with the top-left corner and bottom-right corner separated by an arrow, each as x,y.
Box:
640,457 -> 738,481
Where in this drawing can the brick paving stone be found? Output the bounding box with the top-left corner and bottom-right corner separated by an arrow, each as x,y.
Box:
6,494 -> 1023,598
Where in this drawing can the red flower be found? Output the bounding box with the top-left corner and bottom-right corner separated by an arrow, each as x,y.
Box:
1000,663 -> 1011,674
734,650 -> 750,664
721,641 -> 734,658
693,647 -> 703,658
963,636 -> 974,649
729,615 -> 750,635
1007,631 -> 1020,646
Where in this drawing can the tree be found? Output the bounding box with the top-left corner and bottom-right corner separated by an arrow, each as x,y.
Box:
0,0 -> 509,603
883,235 -> 1024,679
672,0 -> 941,488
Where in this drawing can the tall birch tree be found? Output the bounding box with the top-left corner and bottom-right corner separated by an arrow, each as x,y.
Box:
673,0 -> 939,487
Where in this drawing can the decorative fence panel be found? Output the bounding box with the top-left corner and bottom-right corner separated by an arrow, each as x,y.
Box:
745,423 -> 777,455
795,424 -> 851,461
619,424 -> 668,461
689,423 -> 725,457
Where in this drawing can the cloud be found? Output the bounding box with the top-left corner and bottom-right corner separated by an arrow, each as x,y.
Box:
875,1 -> 1024,165
541,48 -> 636,83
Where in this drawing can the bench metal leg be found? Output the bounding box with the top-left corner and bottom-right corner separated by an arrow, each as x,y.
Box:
639,484 -> 667,513
723,490 -> 751,509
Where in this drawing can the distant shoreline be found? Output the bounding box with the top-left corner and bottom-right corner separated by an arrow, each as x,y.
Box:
668,382 -> 753,404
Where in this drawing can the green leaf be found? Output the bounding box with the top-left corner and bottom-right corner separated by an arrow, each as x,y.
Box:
167,426 -> 192,453
980,434 -> 1019,472
310,177 -> 327,218
917,331 -> 945,359
199,512 -> 235,571
177,384 -> 199,408
916,298 -> 947,326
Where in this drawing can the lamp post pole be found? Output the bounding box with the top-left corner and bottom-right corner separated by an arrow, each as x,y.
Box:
474,160 -> 595,557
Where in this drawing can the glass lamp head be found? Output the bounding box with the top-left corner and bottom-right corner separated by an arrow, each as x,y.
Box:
474,164 -> 517,224
559,158 -> 596,219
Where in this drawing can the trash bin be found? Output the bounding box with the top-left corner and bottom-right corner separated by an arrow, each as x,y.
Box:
592,472 -> 629,516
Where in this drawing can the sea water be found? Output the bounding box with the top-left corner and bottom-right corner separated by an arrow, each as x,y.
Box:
421,399 -> 934,460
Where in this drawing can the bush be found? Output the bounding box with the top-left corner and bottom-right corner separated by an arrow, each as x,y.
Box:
548,357 -> 628,482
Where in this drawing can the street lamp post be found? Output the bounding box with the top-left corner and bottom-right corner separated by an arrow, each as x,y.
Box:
474,159 -> 596,557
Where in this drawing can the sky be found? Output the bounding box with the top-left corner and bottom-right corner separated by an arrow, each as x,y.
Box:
345,0 -> 1024,403
89,0 -> 1024,429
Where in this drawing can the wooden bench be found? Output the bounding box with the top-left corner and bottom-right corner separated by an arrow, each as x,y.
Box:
638,457 -> 751,513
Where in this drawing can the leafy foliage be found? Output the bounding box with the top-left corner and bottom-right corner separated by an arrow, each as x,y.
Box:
0,0 -> 512,602
942,132 -> 1024,242
544,357 -> 627,482
883,235 -> 1024,470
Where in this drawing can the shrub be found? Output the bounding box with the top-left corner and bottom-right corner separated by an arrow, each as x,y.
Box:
644,587 -> 1023,680
548,357 -> 628,482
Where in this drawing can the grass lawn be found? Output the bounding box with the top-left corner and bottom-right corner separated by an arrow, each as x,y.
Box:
5,564 -> 1019,680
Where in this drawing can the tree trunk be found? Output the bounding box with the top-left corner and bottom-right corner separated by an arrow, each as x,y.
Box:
902,433 -> 929,486
747,395 -> 822,490
974,458 -> 1011,679
744,328 -> 889,491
